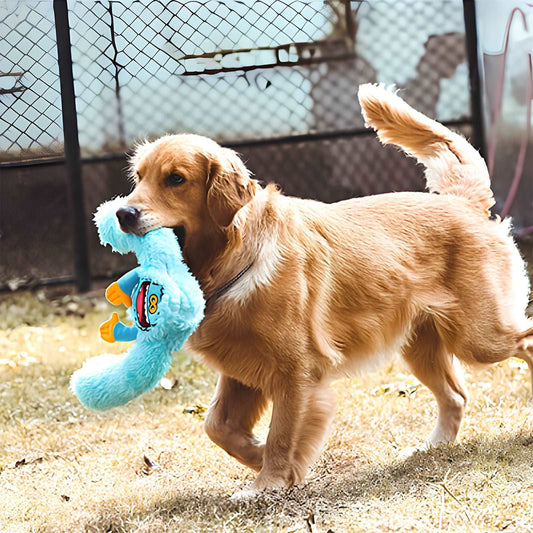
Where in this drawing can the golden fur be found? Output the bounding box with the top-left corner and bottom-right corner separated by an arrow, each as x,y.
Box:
119,84 -> 533,495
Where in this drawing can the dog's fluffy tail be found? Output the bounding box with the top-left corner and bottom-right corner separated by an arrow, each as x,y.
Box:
358,83 -> 494,215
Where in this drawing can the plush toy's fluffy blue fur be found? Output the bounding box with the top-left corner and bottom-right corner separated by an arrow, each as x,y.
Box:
70,197 -> 204,410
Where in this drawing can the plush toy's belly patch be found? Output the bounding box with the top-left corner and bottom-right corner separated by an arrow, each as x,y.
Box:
134,280 -> 163,330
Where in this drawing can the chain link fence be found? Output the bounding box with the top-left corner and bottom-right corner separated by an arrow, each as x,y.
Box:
2,0 -> 471,162
3,0 -> 529,290
1,1 -> 63,160
67,0 -> 470,159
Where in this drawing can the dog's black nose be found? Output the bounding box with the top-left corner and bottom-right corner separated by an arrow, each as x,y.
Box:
116,206 -> 140,232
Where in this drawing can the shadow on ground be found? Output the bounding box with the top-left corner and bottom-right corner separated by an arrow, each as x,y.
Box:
79,431 -> 533,532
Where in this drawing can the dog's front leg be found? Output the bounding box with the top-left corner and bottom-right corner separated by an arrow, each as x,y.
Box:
252,379 -> 333,492
204,374 -> 267,471
230,379 -> 335,499
249,386 -> 305,491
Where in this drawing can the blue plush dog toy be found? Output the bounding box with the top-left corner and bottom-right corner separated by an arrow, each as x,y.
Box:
71,197 -> 204,411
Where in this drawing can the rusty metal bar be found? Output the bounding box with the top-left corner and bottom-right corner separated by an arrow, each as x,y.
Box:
463,0 -> 485,158
53,0 -> 91,292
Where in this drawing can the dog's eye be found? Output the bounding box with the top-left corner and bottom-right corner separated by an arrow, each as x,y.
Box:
165,173 -> 185,187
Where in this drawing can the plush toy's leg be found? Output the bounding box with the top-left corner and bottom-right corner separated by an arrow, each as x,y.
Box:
100,313 -> 137,342
71,335 -> 172,410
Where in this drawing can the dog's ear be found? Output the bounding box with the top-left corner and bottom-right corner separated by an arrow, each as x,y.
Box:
206,148 -> 256,228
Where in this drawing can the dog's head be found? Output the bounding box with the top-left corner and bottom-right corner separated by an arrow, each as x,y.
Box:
118,134 -> 258,240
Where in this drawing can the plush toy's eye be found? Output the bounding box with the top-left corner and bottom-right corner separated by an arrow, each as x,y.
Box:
165,173 -> 185,187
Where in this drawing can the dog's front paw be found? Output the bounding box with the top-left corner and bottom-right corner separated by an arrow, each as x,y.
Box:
230,473 -> 292,502
230,485 -> 261,502
397,444 -> 430,460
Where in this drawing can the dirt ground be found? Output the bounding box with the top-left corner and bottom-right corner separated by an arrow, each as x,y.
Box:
0,285 -> 532,533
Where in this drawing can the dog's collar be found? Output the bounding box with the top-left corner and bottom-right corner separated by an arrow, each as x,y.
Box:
205,261 -> 254,306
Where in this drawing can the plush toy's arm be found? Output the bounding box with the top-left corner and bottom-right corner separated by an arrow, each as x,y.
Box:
100,312 -> 138,343
112,321 -> 138,342
105,268 -> 141,308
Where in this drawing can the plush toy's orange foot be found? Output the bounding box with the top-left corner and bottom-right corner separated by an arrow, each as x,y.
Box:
105,281 -> 132,308
100,312 -> 119,343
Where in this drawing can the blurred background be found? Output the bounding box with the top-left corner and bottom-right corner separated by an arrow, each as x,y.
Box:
1,0 -> 532,292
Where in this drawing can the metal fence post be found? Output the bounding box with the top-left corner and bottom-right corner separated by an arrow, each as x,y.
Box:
53,0 -> 90,292
463,0 -> 486,159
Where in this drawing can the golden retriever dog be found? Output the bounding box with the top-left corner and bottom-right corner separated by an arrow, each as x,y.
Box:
115,84 -> 533,497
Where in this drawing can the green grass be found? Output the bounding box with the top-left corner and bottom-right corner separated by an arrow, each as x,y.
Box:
0,286 -> 532,532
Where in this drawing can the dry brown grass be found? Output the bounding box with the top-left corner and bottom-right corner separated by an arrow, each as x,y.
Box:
1,287 -> 532,533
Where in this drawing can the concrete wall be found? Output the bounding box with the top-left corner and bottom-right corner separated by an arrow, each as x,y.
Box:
1,139 -> 531,291
0,158 -> 136,289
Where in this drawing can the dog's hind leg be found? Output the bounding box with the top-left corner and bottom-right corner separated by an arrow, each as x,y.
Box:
450,311 -> 533,395
204,374 -> 267,471
510,326 -> 533,395
520,349 -> 533,393
400,318 -> 468,454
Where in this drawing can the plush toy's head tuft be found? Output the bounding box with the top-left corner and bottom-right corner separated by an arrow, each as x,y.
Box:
94,197 -> 139,255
